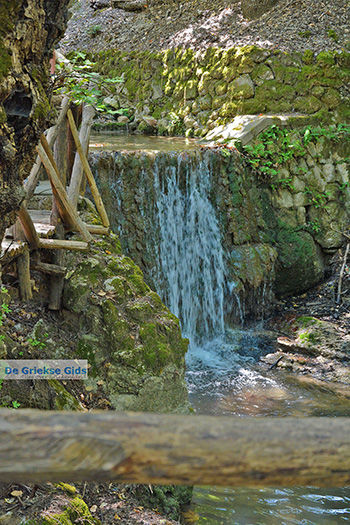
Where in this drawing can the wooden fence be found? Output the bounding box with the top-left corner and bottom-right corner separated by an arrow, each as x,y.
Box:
0,409 -> 349,487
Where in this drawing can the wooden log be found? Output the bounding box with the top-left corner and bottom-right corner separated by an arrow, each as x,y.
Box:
86,224 -> 109,235
25,96 -> 70,201
39,239 -> 89,251
17,205 -> 41,249
48,223 -> 65,310
67,105 -> 96,209
17,247 -> 32,301
33,261 -> 66,276
68,109 -> 110,228
0,410 -> 349,487
37,143 -> 92,243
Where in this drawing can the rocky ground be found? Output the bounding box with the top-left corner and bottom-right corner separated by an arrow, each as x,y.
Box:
262,246 -> 350,394
0,481 -> 180,524
60,0 -> 350,55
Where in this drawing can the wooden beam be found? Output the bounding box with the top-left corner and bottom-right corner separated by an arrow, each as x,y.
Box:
17,247 -> 32,301
67,105 -> 96,209
86,224 -> 109,235
67,109 -> 110,228
0,411 -> 349,487
33,261 -> 66,276
39,238 -> 89,251
48,223 -> 65,311
25,96 -> 70,201
17,205 -> 41,249
37,143 -> 92,243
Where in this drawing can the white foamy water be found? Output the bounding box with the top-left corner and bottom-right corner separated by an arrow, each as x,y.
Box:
153,154 -> 226,343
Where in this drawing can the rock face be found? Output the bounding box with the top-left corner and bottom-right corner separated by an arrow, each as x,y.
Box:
0,0 -> 70,242
93,47 -> 350,138
62,230 -> 190,413
241,0 -> 279,19
90,127 -> 349,321
262,316 -> 350,387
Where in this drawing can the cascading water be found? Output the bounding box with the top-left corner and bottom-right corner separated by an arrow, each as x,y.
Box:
91,137 -> 350,524
153,155 -> 225,342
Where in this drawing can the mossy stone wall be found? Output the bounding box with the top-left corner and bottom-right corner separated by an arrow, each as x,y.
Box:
90,130 -> 349,318
92,46 -> 350,137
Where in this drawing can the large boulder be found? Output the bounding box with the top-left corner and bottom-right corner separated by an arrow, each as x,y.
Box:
62,230 -> 190,413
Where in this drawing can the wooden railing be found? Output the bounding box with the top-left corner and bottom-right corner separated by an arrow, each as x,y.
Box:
0,409 -> 349,487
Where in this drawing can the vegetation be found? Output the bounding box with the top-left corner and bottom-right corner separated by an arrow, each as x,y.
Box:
240,123 -> 350,191
54,51 -> 129,117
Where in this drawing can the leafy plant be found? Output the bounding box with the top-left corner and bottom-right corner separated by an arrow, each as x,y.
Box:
304,187 -> 330,208
54,52 -> 127,116
327,29 -> 339,42
305,219 -> 321,234
303,123 -> 350,145
298,30 -> 311,38
87,24 -> 102,37
241,125 -> 304,189
0,296 -> 11,328
28,333 -> 48,350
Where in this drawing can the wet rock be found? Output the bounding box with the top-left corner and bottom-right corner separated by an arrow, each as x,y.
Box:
142,115 -> 157,127
274,231 -> 324,295
117,115 -> 129,123
62,230 -> 189,413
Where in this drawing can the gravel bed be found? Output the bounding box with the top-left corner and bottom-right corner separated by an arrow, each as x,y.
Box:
60,0 -> 350,54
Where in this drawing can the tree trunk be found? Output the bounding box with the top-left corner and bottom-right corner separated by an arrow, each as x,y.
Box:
0,0 -> 70,244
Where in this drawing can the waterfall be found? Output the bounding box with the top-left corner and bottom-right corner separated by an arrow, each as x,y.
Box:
153,153 -> 226,343
91,143 -> 274,397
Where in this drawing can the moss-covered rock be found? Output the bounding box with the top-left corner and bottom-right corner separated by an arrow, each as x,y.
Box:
62,230 -> 189,413
90,46 -> 350,138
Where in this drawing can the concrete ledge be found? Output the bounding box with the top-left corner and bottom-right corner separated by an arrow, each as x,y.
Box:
204,113 -> 317,146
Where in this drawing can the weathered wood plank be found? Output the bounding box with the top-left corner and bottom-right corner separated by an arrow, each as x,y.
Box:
48,223 -> 65,310
67,105 -> 96,209
37,142 -> 92,243
39,238 -> 89,251
33,261 -> 66,276
17,246 -> 32,301
0,410 -> 349,487
17,205 -> 41,249
86,224 -> 109,235
25,96 -> 70,201
67,109 -> 110,228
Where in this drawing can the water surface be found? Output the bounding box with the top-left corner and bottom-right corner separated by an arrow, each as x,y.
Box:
90,133 -> 200,152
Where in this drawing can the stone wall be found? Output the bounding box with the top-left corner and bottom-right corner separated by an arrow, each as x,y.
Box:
90,129 -> 349,323
92,46 -> 350,137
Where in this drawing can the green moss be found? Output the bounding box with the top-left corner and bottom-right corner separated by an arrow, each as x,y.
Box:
102,300 -> 135,354
48,380 -> 82,411
41,496 -> 100,524
316,51 -> 336,65
54,483 -> 77,496
0,43 -> 12,79
298,330 -> 319,344
302,50 -> 315,64
296,316 -> 321,327
134,485 -> 193,521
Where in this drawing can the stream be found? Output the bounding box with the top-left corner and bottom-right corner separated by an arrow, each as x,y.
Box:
90,134 -> 350,524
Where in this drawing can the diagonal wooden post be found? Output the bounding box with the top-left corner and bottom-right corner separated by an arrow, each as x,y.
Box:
67,105 -> 95,209
17,205 -> 41,249
37,142 -> 92,243
25,96 -> 70,201
67,109 -> 110,228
